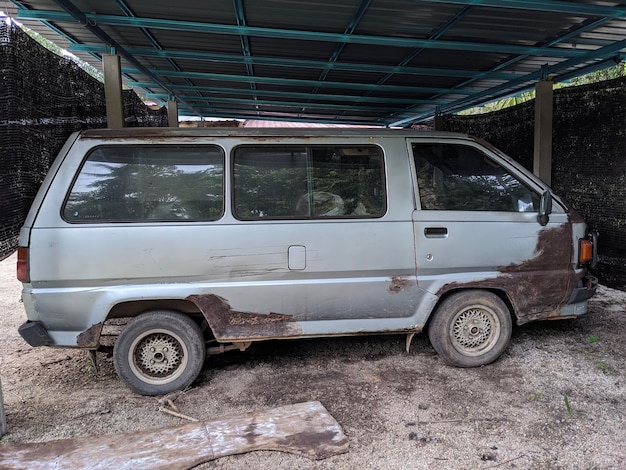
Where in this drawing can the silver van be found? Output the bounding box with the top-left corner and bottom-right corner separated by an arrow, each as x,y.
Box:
17,128 -> 597,395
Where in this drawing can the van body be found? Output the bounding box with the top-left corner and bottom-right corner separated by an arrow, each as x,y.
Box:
17,128 -> 597,395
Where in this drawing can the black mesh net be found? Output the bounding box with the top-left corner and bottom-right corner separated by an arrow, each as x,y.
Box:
0,23 -> 167,261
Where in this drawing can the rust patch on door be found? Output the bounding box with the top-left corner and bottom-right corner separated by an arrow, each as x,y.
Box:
76,322 -> 103,348
186,294 -> 302,341
436,224 -> 582,324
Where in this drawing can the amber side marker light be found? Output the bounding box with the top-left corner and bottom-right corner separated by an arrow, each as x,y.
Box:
17,247 -> 29,283
579,238 -> 593,266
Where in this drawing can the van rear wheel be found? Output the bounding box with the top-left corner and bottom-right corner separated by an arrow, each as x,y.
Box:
113,311 -> 206,395
428,290 -> 512,367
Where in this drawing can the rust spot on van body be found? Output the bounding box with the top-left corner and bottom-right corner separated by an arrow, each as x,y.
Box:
437,224 -> 582,325
76,322 -> 103,348
186,294 -> 302,341
389,276 -> 413,293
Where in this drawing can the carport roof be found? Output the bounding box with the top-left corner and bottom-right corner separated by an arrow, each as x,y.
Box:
7,0 -> 626,126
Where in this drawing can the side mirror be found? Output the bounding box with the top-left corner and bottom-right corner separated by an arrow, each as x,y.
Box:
537,190 -> 552,226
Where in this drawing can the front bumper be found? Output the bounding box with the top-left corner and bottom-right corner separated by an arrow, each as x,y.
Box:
568,275 -> 598,304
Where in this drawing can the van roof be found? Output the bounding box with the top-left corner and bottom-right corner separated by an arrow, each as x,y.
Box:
79,127 -> 471,140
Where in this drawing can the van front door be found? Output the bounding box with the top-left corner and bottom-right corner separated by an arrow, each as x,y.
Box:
408,140 -> 573,320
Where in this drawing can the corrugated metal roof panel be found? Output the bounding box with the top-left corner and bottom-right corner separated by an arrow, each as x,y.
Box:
7,0 -> 626,125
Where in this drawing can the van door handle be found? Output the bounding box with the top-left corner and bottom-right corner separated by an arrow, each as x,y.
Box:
424,227 -> 448,238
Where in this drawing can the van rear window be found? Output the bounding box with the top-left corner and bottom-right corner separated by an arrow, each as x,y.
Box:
63,146 -> 224,222
233,145 -> 386,220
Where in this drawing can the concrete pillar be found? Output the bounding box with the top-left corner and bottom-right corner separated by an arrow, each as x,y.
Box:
167,100 -> 179,127
533,80 -> 553,185
103,54 -> 124,129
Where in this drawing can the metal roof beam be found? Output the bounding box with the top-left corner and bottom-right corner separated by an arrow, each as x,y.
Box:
365,5 -> 473,94
183,108 -> 382,123
70,43 -> 522,80
311,0 -> 372,93
16,10 -> 595,58
129,81 -> 449,106
233,0 -> 257,99
146,93 -> 413,114
115,0 -> 199,97
123,68 -> 474,95
179,111 -> 381,126
403,15 -> 618,115
384,15 -> 623,126
388,39 -> 626,126
418,0 -> 625,17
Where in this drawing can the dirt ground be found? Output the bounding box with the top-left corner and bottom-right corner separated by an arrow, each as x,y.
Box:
0,252 -> 624,469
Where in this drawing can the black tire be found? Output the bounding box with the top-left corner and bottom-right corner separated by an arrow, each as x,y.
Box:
113,310 -> 206,396
428,290 -> 512,367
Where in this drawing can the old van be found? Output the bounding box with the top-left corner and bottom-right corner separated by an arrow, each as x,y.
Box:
17,128 -> 597,395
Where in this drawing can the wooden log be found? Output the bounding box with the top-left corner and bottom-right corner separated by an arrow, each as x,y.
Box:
0,401 -> 348,469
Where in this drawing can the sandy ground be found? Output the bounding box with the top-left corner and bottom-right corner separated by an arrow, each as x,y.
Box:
0,251 -> 624,469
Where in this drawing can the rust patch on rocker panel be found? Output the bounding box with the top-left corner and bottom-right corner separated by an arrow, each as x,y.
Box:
76,322 -> 103,348
437,224 -> 582,324
186,294 -> 302,341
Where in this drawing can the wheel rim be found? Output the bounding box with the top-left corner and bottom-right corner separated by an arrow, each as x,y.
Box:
128,329 -> 189,385
449,304 -> 501,357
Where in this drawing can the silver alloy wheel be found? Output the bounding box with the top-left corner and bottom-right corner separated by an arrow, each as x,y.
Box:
128,328 -> 189,385
449,304 -> 501,357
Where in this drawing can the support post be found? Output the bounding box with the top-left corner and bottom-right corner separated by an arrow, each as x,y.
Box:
533,80 -> 553,185
1,378 -> 6,437
167,100 -> 179,127
103,54 -> 124,129
433,106 -> 445,131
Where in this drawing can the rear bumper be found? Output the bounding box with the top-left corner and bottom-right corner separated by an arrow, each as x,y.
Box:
18,321 -> 54,347
568,275 -> 598,304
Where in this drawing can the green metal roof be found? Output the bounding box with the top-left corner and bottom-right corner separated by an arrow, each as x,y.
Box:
7,0 -> 626,126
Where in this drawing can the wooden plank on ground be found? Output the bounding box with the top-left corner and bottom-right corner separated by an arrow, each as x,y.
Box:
0,401 -> 348,469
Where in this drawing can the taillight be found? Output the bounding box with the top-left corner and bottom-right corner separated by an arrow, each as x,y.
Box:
17,247 -> 29,283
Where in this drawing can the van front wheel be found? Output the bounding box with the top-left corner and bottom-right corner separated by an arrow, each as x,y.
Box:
428,291 -> 512,367
113,311 -> 206,395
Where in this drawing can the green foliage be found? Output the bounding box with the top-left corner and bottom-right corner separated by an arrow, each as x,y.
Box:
563,395 -> 587,419
594,361 -> 616,375
569,62 -> 626,86
587,335 -> 599,344
459,62 -> 626,115
19,23 -> 104,83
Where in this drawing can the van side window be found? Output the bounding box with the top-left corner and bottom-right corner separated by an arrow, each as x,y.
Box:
233,146 -> 385,219
412,143 -> 540,212
63,146 -> 224,222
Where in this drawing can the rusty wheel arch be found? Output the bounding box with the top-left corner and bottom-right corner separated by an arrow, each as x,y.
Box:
100,299 -> 213,348
426,287 -> 517,330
